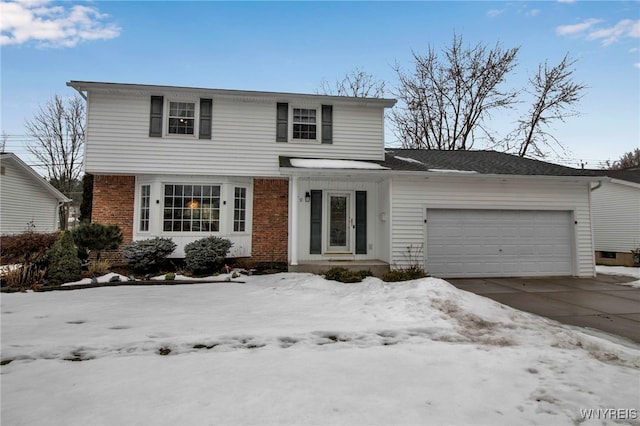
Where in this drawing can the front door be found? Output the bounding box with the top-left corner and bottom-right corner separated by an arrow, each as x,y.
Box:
327,193 -> 351,252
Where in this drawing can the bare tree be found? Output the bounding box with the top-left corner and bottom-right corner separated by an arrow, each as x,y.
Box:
25,95 -> 85,230
609,148 -> 640,169
317,67 -> 386,98
512,54 -> 586,157
390,35 -> 519,150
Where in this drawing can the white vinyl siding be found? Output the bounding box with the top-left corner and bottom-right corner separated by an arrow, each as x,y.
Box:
84,91 -> 386,176
591,180 -> 640,253
391,176 -> 595,277
0,159 -> 61,233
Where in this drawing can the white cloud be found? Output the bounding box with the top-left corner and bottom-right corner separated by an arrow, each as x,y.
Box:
487,8 -> 505,18
557,18 -> 640,47
634,63 -> 640,69
587,19 -> 640,46
556,18 -> 602,36
557,0 -> 576,3
0,0 -> 120,47
526,9 -> 540,17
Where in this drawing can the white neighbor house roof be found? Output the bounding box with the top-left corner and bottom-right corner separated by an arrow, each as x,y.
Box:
0,153 -> 70,203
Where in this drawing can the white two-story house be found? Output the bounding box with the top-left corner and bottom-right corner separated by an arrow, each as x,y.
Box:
69,81 -> 600,278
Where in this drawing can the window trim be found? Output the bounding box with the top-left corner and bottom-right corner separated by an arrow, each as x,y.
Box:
233,186 -> 247,233
167,100 -> 197,136
162,183 -> 222,233
289,105 -> 320,143
139,184 -> 151,232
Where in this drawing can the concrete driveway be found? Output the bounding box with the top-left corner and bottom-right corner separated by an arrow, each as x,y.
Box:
447,274 -> 640,343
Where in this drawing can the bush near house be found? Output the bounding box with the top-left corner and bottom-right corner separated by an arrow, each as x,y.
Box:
46,231 -> 81,285
123,237 -> 176,272
0,232 -> 58,290
381,267 -> 427,282
323,267 -> 372,283
72,222 -> 123,262
184,236 -> 233,275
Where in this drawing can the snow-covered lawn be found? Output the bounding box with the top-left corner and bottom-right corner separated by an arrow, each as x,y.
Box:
2,274 -> 639,426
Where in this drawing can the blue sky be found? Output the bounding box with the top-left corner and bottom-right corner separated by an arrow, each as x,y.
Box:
1,0 -> 638,170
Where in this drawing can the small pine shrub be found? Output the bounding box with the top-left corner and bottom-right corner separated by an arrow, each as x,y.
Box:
72,222 -> 123,261
184,236 -> 233,274
46,231 -> 81,285
381,267 -> 427,282
123,237 -> 176,272
323,267 -> 372,283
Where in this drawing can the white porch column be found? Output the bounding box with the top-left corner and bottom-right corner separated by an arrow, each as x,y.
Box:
290,176 -> 299,266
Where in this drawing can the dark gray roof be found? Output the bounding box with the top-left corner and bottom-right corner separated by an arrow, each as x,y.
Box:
281,149 -> 608,178
383,149 -> 598,177
589,167 -> 640,184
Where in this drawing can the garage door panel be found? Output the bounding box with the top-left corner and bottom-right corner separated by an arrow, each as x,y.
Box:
426,209 -> 573,277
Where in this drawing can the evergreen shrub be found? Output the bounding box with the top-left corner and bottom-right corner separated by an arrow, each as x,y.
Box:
184,236 -> 233,274
123,237 -> 176,271
46,231 -> 81,285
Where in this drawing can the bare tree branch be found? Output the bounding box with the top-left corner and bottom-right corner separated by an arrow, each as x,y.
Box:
317,67 -> 385,98
25,95 -> 85,230
609,148 -> 640,169
391,34 -> 519,150
515,54 -> 587,157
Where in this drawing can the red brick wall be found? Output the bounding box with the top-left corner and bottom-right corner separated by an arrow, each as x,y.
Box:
92,175 -> 135,263
252,178 -> 289,263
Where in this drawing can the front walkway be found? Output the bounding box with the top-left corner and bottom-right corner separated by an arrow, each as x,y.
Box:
447,274 -> 640,343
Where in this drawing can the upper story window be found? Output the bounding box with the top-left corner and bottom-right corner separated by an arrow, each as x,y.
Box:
292,108 -> 317,140
276,103 -> 332,144
168,102 -> 195,135
149,97 -> 212,139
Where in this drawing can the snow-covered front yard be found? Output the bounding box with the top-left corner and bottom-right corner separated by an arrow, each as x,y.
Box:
2,273 -> 639,426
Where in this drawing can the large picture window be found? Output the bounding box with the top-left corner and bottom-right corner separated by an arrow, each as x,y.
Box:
163,184 -> 220,232
168,102 -> 195,135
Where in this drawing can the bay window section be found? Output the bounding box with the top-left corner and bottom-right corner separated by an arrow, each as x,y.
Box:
234,187 -> 247,232
163,184 -> 220,232
139,185 -> 151,231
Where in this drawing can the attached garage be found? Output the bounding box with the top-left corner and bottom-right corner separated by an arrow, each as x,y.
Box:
425,209 -> 574,278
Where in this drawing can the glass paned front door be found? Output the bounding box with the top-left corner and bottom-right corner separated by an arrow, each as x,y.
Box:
328,194 -> 350,251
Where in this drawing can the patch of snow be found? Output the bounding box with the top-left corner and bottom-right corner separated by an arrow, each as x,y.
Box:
596,265 -> 640,288
290,158 -> 388,170
2,274 -> 639,425
62,273 -> 130,286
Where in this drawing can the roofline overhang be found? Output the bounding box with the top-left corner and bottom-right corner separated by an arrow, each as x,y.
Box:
66,80 -> 397,108
279,166 -> 604,183
609,177 -> 640,189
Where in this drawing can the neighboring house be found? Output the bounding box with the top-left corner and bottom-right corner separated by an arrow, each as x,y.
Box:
590,167 -> 640,267
0,152 -> 70,234
68,80 -> 601,278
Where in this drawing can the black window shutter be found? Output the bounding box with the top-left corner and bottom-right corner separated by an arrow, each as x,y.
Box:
321,105 -> 333,144
276,103 -> 288,142
355,191 -> 367,254
310,190 -> 322,254
149,96 -> 164,137
199,98 -> 212,139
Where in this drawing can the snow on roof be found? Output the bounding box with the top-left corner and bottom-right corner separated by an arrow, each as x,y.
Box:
428,168 -> 478,174
289,158 -> 388,170
394,156 -> 425,165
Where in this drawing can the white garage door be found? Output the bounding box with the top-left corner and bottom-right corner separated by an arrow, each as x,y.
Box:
426,209 -> 573,278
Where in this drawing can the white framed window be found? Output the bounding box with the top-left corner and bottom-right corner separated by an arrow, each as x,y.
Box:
292,107 -> 317,140
163,184 -> 221,232
139,184 -> 151,232
168,101 -> 195,135
233,187 -> 247,232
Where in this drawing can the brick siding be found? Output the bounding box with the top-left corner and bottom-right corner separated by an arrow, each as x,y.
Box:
251,178 -> 289,263
92,175 -> 135,263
